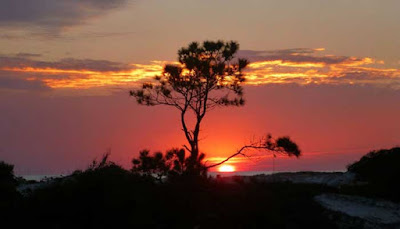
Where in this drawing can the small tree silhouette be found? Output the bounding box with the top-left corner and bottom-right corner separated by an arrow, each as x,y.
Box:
131,40 -> 301,175
131,40 -> 249,174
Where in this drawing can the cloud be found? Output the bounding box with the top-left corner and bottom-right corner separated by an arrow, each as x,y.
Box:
0,55 -> 131,72
1,49 -> 400,95
0,71 -> 49,91
238,48 -> 400,89
14,53 -> 42,58
239,48 -> 324,57
0,77 -> 49,91
238,48 -> 366,66
0,0 -> 127,32
0,54 -> 167,93
0,31 -> 136,41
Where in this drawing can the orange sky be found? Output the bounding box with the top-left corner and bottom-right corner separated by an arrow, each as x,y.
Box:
1,81 -> 399,174
1,48 -> 400,174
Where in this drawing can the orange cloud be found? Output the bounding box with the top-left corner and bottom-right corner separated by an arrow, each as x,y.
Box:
1,50 -> 400,93
0,61 -> 167,89
244,52 -> 400,88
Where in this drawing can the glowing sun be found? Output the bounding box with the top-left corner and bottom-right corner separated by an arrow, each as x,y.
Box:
218,165 -> 235,172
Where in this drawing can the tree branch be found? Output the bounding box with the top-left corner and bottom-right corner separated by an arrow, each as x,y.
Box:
206,145 -> 269,168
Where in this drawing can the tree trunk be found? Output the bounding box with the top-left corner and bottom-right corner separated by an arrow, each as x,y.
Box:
181,109 -> 203,175
186,138 -> 199,175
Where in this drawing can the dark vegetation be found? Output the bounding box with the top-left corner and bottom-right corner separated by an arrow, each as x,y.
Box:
1,156 -> 336,229
132,148 -> 208,182
0,161 -> 18,219
1,146 -> 399,228
341,147 -> 400,202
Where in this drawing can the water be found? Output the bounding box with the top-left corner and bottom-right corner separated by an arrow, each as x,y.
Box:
21,170 -> 344,181
209,171 -> 274,177
21,174 -> 65,181
20,172 -> 273,181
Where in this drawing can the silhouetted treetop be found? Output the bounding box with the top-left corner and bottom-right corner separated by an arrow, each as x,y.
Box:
275,136 -> 301,157
130,40 -> 248,109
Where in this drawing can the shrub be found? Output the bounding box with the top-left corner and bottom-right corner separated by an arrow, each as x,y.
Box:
347,147 -> 400,200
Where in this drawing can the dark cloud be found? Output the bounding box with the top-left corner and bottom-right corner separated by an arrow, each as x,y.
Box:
238,48 -> 357,65
265,48 -> 321,55
0,31 -> 136,41
0,72 -> 49,91
0,55 -> 131,72
15,53 -> 42,58
0,55 -> 134,92
0,0 -> 127,32
0,77 -> 48,91
239,48 -> 320,56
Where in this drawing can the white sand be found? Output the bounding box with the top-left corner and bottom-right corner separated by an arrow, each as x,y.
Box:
315,193 -> 400,225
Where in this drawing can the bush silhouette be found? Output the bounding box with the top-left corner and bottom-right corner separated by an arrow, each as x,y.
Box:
20,155 -> 154,228
0,161 -> 18,223
0,161 -> 15,183
131,148 -> 207,182
347,147 -> 400,200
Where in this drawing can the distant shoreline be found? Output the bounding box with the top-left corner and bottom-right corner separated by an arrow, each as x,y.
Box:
20,170 -> 346,181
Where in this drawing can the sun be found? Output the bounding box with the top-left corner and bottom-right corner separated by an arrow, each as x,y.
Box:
218,165 -> 235,172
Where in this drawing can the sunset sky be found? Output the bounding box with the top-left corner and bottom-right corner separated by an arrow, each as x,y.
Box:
1,0 -> 400,175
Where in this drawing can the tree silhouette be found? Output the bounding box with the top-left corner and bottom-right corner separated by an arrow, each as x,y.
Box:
131,148 -> 207,181
130,40 -> 249,174
132,150 -> 170,182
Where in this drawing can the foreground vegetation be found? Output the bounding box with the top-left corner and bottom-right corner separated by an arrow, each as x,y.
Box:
0,163 -> 335,228
0,147 -> 399,228
342,147 -> 400,202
